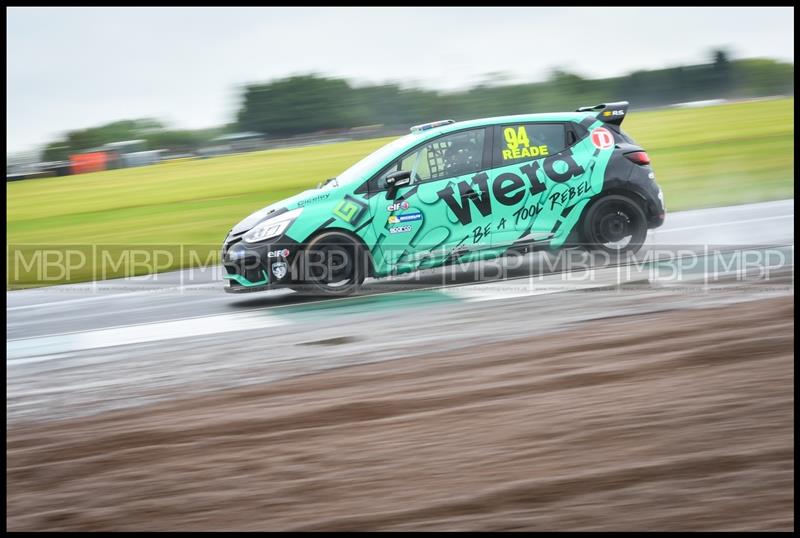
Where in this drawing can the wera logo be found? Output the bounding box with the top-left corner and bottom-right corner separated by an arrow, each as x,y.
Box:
436,153 -> 586,225
333,194 -> 368,225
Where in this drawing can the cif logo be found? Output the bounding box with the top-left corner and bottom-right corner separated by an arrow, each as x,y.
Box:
333,194 -> 368,225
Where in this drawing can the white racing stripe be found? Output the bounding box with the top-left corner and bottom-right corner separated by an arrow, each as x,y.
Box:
7,311 -> 287,364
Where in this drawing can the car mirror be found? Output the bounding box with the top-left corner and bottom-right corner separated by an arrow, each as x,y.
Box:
385,170 -> 412,200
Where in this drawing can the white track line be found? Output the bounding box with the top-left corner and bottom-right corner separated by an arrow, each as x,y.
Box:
7,273 -> 606,362
437,271 -> 615,302
7,311 -> 288,364
655,214 -> 793,233
6,201 -> 794,312
666,198 -> 793,217
8,245 -> 794,362
7,282 -> 221,311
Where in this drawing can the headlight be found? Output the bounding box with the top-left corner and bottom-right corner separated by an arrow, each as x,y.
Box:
242,208 -> 303,243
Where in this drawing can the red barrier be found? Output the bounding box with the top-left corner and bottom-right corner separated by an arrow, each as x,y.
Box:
70,152 -> 108,175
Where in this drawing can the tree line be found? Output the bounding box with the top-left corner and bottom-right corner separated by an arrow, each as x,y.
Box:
42,50 -> 793,161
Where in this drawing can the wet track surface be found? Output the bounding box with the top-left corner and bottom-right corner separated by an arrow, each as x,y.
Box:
6,198 -> 794,337
7,295 -> 794,531
6,199 -> 795,531
6,199 -> 794,422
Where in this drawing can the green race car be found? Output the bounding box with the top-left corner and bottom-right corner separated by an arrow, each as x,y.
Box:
222,102 -> 665,296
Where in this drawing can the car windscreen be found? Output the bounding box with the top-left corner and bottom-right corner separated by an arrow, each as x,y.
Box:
334,134 -> 417,187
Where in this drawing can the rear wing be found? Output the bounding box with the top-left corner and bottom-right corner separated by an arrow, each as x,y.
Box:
575,101 -> 629,125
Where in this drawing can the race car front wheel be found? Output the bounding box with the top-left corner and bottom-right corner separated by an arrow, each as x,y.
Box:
293,231 -> 366,297
580,194 -> 648,257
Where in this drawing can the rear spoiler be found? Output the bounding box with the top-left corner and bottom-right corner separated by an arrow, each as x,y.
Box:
575,101 -> 629,125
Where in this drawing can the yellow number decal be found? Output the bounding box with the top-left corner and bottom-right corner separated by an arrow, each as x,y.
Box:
503,126 -> 530,150
504,127 -> 518,149
502,126 -> 533,160
515,126 -> 530,148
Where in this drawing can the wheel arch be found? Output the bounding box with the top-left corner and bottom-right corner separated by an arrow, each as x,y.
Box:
564,186 -> 648,247
588,182 -> 649,215
296,226 -> 377,278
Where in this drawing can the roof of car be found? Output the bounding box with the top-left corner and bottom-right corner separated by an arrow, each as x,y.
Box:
410,111 -> 595,140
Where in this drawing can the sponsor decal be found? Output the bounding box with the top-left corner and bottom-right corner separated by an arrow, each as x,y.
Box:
387,200 -> 410,212
267,248 -> 290,258
389,225 -> 412,234
513,202 -> 542,226
602,109 -> 625,117
436,155 -> 585,226
547,180 -> 592,210
472,223 -> 491,244
648,172 -> 656,179
271,262 -> 288,279
297,193 -> 330,207
388,211 -> 422,224
333,194 -> 368,225
467,216 -> 516,243
590,127 -> 614,150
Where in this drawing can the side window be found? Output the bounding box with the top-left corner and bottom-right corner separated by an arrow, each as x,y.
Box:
372,128 -> 486,191
570,122 -> 590,144
492,123 -> 567,167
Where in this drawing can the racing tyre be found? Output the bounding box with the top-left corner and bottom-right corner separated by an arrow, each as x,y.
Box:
293,231 -> 366,297
580,194 -> 648,259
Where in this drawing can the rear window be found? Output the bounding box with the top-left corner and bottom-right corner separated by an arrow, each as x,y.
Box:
492,123 -> 566,167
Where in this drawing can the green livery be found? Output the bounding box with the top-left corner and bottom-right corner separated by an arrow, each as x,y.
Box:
223,102 -> 666,295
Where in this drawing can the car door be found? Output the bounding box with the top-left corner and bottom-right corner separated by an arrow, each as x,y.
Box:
366,128 -> 492,274
485,121 -> 596,248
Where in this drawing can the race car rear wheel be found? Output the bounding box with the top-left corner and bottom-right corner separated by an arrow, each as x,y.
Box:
292,231 -> 366,297
581,194 -> 647,257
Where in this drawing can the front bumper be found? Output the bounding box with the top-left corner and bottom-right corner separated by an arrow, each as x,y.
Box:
224,270 -> 272,293
221,232 -> 297,293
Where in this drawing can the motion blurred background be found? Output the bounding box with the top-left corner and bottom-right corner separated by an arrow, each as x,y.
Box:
6,6 -> 795,532
6,6 -> 794,285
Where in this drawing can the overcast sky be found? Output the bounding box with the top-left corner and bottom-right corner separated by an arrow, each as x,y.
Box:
6,7 -> 794,154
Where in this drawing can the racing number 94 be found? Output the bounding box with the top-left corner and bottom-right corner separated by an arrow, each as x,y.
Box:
502,126 -> 550,161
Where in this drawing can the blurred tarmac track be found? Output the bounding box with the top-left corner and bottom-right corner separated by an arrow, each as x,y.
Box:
6,199 -> 794,423
5,199 -> 795,531
6,295 -> 794,531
